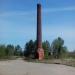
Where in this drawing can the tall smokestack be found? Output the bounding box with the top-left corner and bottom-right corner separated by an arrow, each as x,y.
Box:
37,4 -> 42,48
37,3 -> 44,60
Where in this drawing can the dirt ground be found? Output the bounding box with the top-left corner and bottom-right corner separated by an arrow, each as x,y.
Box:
0,59 -> 75,75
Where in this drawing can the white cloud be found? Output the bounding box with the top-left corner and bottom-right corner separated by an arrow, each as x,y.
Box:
0,6 -> 75,51
42,24 -> 75,51
0,6 -> 75,17
43,24 -> 75,39
43,6 -> 75,13
0,11 -> 36,17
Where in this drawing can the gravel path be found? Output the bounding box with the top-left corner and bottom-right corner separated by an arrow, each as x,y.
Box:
0,59 -> 75,75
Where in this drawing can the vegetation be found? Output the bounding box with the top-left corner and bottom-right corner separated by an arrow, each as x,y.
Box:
24,40 -> 36,58
51,37 -> 68,59
42,41 -> 50,59
0,37 -> 75,60
0,44 -> 23,59
0,45 -> 6,59
68,50 -> 75,59
24,37 -> 69,59
14,45 -> 23,56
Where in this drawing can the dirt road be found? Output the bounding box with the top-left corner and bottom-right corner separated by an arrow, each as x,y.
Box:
0,59 -> 75,75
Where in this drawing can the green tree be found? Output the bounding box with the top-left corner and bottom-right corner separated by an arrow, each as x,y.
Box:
61,46 -> 68,58
24,40 -> 51,59
6,44 -> 14,57
51,37 -> 67,58
68,50 -> 75,58
0,45 -> 6,58
42,40 -> 50,59
24,40 -> 35,58
14,45 -> 22,56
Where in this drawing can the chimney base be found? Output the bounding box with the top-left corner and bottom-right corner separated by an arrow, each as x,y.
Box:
37,48 -> 44,60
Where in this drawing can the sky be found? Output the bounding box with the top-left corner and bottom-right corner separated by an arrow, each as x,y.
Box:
0,0 -> 75,51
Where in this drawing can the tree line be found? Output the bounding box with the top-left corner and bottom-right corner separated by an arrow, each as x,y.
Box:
0,44 -> 23,59
0,37 -> 75,59
24,37 -> 68,59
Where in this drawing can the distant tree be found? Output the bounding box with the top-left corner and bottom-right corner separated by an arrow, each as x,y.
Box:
42,40 -> 50,59
14,45 -> 22,56
33,40 -> 37,58
24,40 -> 51,59
24,40 -> 35,58
0,45 -> 6,58
68,50 -> 75,58
51,37 -> 67,58
61,46 -> 68,58
24,37 -> 68,59
0,44 -> 24,59
6,44 -> 14,57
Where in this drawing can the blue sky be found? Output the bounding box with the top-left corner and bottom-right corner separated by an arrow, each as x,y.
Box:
0,0 -> 75,51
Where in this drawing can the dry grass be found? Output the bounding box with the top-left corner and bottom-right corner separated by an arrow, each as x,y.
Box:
25,58 -> 75,67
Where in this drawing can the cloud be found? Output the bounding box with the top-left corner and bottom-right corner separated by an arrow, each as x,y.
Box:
43,24 -> 75,39
0,6 -> 75,51
0,6 -> 75,17
42,24 -> 75,51
0,11 -> 36,17
43,6 -> 75,13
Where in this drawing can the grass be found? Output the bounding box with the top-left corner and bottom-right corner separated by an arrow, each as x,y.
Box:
24,58 -> 75,67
